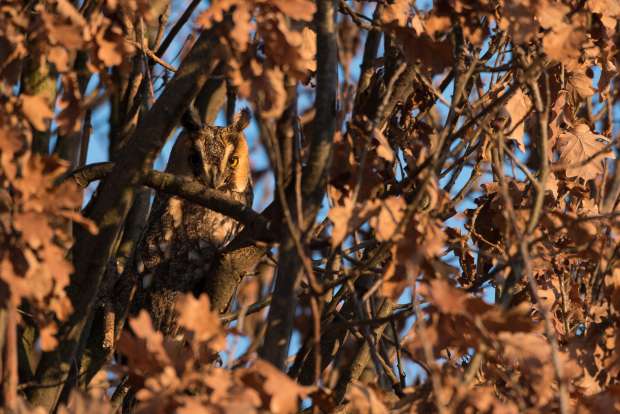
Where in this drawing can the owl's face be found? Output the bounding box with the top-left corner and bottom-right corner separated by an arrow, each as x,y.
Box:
187,110 -> 251,193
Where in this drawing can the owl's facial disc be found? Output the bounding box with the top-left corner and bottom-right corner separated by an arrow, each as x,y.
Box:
186,115 -> 251,192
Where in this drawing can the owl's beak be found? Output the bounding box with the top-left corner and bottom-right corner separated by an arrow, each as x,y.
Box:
204,165 -> 228,190
202,165 -> 220,189
214,173 -> 227,189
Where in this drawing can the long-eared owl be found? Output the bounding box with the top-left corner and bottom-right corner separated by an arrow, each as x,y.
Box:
135,109 -> 253,336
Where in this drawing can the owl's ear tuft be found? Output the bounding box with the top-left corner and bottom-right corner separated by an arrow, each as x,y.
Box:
232,108 -> 251,132
181,107 -> 202,133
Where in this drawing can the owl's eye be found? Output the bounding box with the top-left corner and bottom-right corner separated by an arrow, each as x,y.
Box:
229,155 -> 239,168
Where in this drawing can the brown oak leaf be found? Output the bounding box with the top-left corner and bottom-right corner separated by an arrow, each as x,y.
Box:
381,0 -> 411,27
556,123 -> 615,180
21,94 -> 54,131
566,65 -> 595,103
176,294 -> 225,351
240,360 -> 311,414
501,87 -> 532,151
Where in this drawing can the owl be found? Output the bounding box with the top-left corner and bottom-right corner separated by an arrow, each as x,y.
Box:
134,108 -> 253,336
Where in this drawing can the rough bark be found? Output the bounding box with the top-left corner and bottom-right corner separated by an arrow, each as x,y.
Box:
259,0 -> 338,370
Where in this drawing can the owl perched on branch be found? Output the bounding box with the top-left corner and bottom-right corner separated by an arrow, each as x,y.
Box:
135,108 -> 252,336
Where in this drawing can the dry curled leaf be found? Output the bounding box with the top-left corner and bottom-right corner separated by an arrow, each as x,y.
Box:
241,360 -> 311,414
566,65 -> 596,103
500,87 -> 532,151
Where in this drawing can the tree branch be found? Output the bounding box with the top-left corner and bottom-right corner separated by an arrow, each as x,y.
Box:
68,163 -> 272,241
302,0 -> 338,206
259,0 -> 338,370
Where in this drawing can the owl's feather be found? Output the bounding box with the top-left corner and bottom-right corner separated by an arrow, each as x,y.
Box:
132,110 -> 252,336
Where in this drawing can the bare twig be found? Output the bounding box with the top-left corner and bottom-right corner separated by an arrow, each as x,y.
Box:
155,0 -> 202,58
125,39 -> 177,72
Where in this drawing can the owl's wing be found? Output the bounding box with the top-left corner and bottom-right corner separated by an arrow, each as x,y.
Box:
142,198 -> 227,335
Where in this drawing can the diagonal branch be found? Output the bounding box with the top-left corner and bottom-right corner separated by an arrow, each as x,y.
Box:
69,163 -> 272,241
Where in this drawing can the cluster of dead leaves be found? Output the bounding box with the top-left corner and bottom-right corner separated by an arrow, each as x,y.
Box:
321,2 -> 620,411
0,0 -> 157,354
1,0 -> 137,77
377,0 -> 617,78
197,0 -> 316,118
380,1 -> 454,76
327,125 -> 449,300
0,0 -> 141,135
0,97 -> 96,351
452,88 -> 620,412
354,276 -> 620,413
432,268 -> 620,412
117,294 -> 311,414
549,90 -> 616,181
407,280 -> 571,412
501,0 -> 620,72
